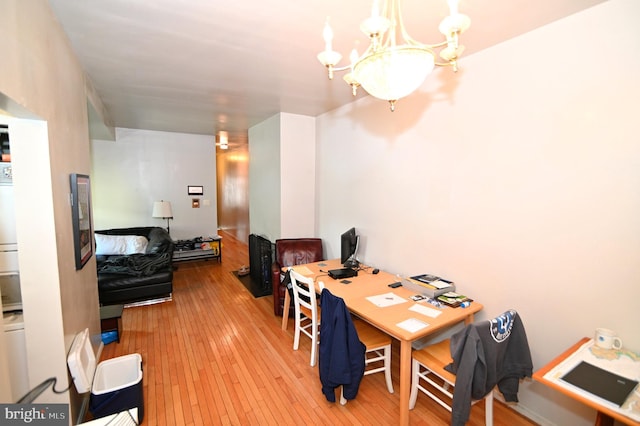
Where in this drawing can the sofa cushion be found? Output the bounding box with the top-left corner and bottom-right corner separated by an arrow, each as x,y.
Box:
145,228 -> 171,254
98,268 -> 173,291
95,234 -> 148,255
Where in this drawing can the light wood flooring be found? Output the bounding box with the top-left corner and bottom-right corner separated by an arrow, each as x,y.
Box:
101,231 -> 538,425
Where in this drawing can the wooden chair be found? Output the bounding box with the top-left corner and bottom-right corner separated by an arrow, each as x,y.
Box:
340,318 -> 394,405
289,269 -> 320,366
409,339 -> 493,424
316,285 -> 394,404
409,310 -> 532,426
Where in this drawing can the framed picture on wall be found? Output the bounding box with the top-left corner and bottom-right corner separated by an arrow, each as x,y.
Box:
188,185 -> 203,195
70,173 -> 93,270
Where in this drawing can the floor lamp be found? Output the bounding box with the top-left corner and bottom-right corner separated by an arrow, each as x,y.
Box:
152,200 -> 173,235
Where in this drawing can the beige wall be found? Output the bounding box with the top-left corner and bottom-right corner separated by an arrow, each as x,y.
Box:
0,0 -> 103,420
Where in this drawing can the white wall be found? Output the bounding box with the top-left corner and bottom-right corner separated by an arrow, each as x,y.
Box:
91,128 -> 218,241
249,115 -> 281,241
280,113 -> 316,238
9,118 -> 69,402
249,113 -> 317,242
315,1 -> 640,425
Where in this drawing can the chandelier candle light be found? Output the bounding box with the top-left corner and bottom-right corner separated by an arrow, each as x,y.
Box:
317,0 -> 470,111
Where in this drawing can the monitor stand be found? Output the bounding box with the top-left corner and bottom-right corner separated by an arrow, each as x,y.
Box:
343,257 -> 359,269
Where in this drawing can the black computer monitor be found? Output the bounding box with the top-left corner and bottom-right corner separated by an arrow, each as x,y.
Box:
340,227 -> 359,268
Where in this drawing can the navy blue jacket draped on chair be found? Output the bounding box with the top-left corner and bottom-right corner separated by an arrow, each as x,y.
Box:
319,288 -> 366,402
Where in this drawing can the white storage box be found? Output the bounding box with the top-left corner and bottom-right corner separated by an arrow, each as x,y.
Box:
67,328 -> 144,422
401,276 -> 455,298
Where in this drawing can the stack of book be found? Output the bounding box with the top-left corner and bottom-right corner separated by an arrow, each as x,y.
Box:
437,291 -> 472,307
402,274 -> 455,298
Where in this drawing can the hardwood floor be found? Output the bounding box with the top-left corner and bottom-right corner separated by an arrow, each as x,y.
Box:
100,231 -> 538,425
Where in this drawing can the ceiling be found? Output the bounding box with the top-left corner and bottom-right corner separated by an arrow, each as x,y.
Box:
48,0 -> 605,146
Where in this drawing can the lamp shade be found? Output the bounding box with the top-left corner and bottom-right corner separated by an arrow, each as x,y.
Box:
152,200 -> 173,218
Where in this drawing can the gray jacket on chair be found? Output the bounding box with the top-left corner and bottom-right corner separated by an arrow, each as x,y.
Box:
444,310 -> 533,426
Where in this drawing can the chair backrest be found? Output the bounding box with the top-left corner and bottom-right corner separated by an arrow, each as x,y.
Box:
289,269 -> 318,320
275,238 -> 323,267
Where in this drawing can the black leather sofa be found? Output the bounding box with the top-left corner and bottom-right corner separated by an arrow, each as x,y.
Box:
95,226 -> 174,306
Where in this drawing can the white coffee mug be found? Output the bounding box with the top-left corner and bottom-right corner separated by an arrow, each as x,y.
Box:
594,328 -> 623,350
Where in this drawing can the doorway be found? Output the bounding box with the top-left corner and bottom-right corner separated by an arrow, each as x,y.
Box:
216,143 -> 250,243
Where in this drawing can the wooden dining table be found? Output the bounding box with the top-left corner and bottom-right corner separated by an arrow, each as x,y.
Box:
280,259 -> 483,425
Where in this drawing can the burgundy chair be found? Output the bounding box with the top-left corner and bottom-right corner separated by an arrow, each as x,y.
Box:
271,238 -> 324,316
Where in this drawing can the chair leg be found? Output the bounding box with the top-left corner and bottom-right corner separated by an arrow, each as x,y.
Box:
310,322 -> 318,367
409,358 -> 419,410
293,318 -> 301,350
340,386 -> 347,405
485,391 -> 494,426
384,345 -> 394,394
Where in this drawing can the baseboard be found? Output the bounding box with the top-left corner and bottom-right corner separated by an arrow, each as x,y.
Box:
492,391 -> 553,425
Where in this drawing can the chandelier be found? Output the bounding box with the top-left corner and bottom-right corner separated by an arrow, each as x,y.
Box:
317,0 -> 470,111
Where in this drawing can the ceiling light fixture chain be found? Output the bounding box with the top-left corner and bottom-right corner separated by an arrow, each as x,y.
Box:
317,0 -> 470,111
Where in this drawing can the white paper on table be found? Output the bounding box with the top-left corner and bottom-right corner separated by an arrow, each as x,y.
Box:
396,318 -> 430,333
366,292 -> 407,307
409,303 -> 442,318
